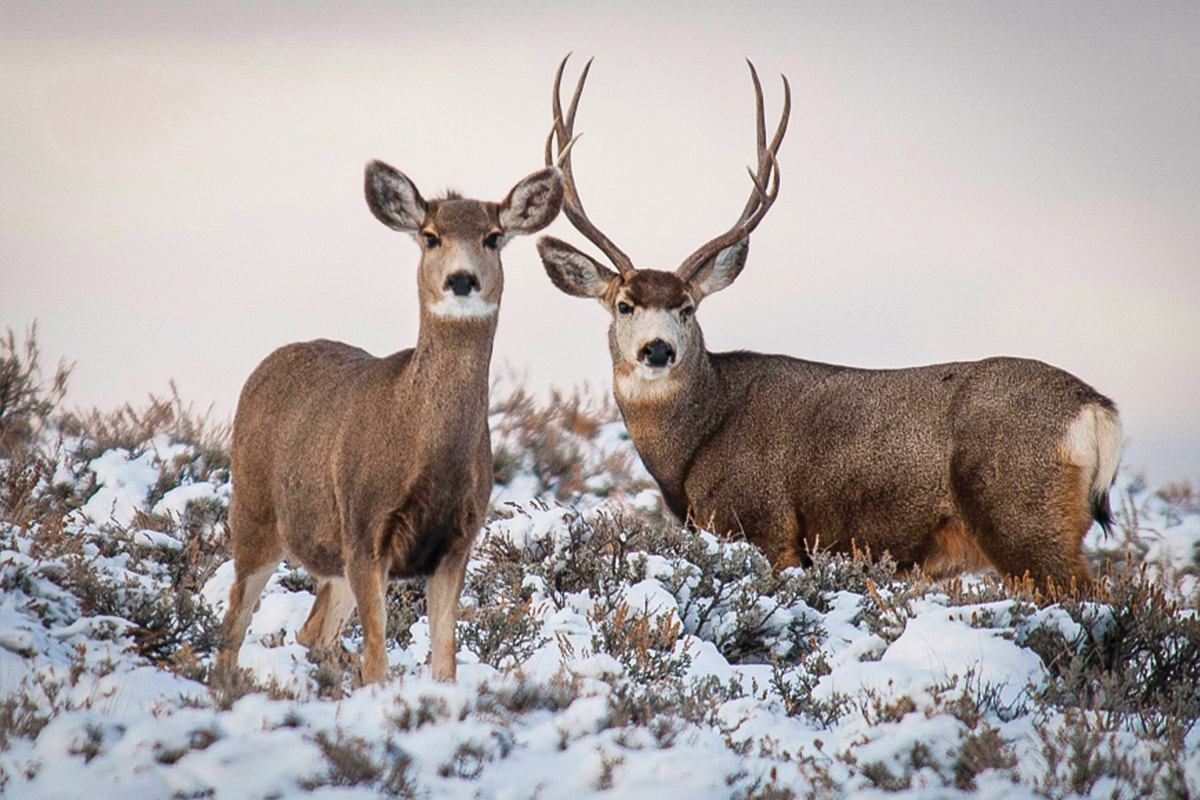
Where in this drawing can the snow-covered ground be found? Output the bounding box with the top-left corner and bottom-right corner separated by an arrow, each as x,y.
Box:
2,399 -> 1198,799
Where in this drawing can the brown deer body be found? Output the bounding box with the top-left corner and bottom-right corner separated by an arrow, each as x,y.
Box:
537,57 -> 1120,591
217,161 -> 562,684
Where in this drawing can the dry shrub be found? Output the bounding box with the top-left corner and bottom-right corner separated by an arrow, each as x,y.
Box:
0,693 -> 52,751
474,671 -> 582,717
589,601 -> 691,683
954,725 -> 1017,790
384,581 -> 423,650
301,730 -> 419,797
1032,709 -> 1153,799
602,673 -> 744,736
459,598 -> 547,670
1157,479 -> 1200,529
730,775 -> 797,800
1156,479 -> 1198,512
489,382 -> 631,500
59,380 -> 230,475
0,323 -> 71,459
437,733 -> 514,780
770,653 -> 850,728
0,324 -> 73,528
1,454 -> 63,531
1023,567 -> 1200,731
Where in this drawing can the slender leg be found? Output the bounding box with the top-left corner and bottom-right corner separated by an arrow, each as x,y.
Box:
216,491 -> 284,673
346,560 -> 388,685
218,559 -> 279,670
297,578 -> 356,650
426,539 -> 472,682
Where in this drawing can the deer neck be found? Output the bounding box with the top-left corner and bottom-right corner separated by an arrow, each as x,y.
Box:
403,307 -> 498,413
613,340 -> 728,507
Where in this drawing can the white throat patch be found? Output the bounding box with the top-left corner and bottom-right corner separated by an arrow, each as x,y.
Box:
615,367 -> 682,403
427,292 -> 499,319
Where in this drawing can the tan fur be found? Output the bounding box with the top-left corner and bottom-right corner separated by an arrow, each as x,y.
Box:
919,518 -> 994,579
1050,461 -> 1097,592
297,579 -> 356,650
215,162 -> 561,685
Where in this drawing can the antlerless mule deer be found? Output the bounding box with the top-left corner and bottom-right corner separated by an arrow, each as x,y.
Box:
538,56 -> 1121,592
217,161 -> 563,684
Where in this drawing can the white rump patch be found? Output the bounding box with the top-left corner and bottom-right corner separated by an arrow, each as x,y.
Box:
427,293 -> 499,319
1062,404 -> 1123,499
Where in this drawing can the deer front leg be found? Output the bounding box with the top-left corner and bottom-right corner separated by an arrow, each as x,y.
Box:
426,536 -> 473,682
345,554 -> 389,685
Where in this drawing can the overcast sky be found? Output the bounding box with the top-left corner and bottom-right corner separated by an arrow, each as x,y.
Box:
3,1 -> 1198,482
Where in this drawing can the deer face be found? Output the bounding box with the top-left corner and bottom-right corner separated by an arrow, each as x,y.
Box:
366,161 -> 563,321
609,270 -> 697,379
415,199 -> 506,318
538,236 -> 748,402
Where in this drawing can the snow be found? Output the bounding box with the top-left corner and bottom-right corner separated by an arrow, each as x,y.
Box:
79,447 -> 161,528
2,415 -> 1199,798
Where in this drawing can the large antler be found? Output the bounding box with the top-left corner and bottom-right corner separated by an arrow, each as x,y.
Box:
676,61 -> 790,283
546,55 -> 636,278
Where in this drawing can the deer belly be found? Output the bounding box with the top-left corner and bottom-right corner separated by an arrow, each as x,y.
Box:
383,501 -> 473,579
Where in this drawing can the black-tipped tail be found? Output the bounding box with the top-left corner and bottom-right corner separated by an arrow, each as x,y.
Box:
1092,488 -> 1115,536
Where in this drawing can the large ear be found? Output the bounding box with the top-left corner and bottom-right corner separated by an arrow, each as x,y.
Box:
686,238 -> 749,301
365,160 -> 426,232
499,167 -> 564,236
538,236 -> 619,299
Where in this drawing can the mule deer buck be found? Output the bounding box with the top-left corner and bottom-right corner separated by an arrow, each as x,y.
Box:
216,161 -> 563,684
537,56 -> 1121,592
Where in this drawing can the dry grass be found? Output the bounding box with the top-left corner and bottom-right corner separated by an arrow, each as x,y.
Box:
0,323 -> 71,459
59,380 -> 230,474
489,380 -> 648,501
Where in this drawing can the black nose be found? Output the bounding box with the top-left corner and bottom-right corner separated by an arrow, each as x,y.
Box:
445,272 -> 479,297
639,339 -> 675,368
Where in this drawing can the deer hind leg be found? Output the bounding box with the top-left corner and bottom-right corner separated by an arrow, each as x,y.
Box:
918,517 -> 996,580
427,537 -> 473,683
993,405 -> 1120,594
766,509 -> 805,572
218,511 -> 283,671
959,460 -> 1096,595
297,578 -> 356,651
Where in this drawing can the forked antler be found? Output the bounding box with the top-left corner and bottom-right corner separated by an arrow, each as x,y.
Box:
676,61 -> 790,283
546,55 -> 636,278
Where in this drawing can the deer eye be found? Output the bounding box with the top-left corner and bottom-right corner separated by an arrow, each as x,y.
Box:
484,232 -> 501,250
423,232 -> 440,248
617,301 -> 634,316
680,306 -> 694,320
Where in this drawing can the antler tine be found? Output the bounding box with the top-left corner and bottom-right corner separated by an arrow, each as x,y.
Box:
750,59 -> 766,157
677,64 -> 790,283
544,124 -> 581,169
548,55 -> 636,278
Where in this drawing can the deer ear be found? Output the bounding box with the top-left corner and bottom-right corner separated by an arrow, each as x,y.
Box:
500,167 -> 564,235
686,238 -> 749,301
365,161 -> 426,232
538,236 -> 618,299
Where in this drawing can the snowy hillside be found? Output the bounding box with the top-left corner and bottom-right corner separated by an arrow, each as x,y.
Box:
2,359 -> 1199,798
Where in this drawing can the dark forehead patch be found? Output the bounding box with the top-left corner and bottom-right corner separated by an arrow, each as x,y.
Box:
428,198 -> 499,236
624,270 -> 691,308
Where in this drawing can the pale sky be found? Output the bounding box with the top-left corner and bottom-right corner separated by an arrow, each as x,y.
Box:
3,1 -> 1198,482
